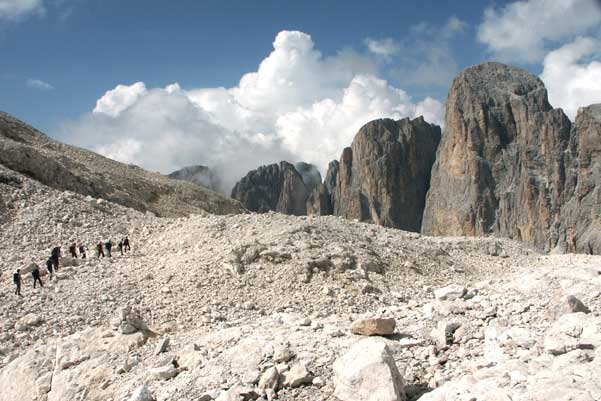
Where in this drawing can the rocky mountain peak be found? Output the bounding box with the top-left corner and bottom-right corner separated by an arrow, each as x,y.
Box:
452,62 -> 551,110
231,161 -> 309,215
168,165 -> 221,192
422,62 -> 572,251
333,117 -> 441,232
295,162 -> 322,193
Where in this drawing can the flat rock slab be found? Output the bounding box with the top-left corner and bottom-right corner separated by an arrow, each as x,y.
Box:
351,317 -> 396,336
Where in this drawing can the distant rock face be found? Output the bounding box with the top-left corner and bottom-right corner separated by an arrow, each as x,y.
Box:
231,161 -> 308,215
307,160 -> 338,216
559,104 -> 601,254
295,162 -> 322,193
0,112 -> 244,217
422,62 -> 572,251
168,165 -> 221,192
333,118 -> 441,232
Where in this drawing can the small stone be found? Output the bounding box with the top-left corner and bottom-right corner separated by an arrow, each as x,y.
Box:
154,337 -> 170,355
430,321 -> 462,350
433,284 -> 467,301
35,372 -> 52,395
281,363 -> 313,388
258,367 -> 279,392
350,316 -> 396,336
312,376 -> 325,388
128,384 -> 154,401
149,364 -> 178,380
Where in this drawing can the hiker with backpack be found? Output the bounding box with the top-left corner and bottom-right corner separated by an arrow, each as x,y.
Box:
123,236 -> 131,252
13,269 -> 22,296
32,264 -> 43,288
105,239 -> 113,257
79,244 -> 87,259
97,241 -> 105,258
51,246 -> 61,272
45,257 -> 53,280
69,242 -> 78,258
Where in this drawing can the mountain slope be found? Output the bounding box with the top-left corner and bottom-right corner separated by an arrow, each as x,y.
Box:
0,112 -> 244,217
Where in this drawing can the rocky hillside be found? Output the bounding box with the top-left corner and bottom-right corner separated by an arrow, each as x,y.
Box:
0,112 -> 244,217
1,165 -> 601,401
231,161 -> 309,215
167,165 -> 222,193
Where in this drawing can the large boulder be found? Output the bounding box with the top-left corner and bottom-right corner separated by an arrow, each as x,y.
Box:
559,104 -> 601,254
422,62 -> 572,251
231,161 -> 309,215
0,327 -> 147,401
333,337 -> 406,401
333,117 -> 441,232
544,312 -> 601,355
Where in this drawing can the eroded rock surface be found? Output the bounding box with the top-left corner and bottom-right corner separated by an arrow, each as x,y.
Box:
422,62 -> 572,251
334,117 -> 441,232
559,104 -> 601,254
231,161 -> 308,215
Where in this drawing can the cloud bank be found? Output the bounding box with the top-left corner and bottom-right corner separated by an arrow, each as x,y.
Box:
0,0 -> 44,21
26,78 -> 53,90
61,30 -> 444,193
478,0 -> 601,63
541,36 -> 601,120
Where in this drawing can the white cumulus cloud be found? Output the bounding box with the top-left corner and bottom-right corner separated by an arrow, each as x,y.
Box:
0,0 -> 44,20
478,0 -> 601,63
61,30 -> 444,193
365,38 -> 400,58
275,75 -> 443,168
26,78 -> 53,90
541,36 -> 601,120
93,82 -> 147,118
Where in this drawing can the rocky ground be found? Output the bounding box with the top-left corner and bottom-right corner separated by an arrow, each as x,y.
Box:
1,167 -> 600,401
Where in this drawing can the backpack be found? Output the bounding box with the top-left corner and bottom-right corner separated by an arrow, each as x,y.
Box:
51,247 -> 60,257
13,272 -> 19,284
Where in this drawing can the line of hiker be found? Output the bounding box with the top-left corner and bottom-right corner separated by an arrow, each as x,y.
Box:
12,236 -> 132,296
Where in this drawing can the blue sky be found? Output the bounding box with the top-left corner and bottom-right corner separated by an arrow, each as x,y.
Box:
1,0 -> 601,189
2,0 -> 498,131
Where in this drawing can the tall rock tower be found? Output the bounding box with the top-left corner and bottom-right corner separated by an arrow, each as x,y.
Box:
421,62 -> 572,251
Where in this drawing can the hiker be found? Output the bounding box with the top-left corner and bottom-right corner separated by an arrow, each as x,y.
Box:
45,257 -> 53,279
69,242 -> 78,258
32,264 -> 43,288
105,239 -> 113,257
123,236 -> 131,252
118,239 -> 124,255
51,246 -> 61,272
79,244 -> 87,259
13,269 -> 22,296
96,241 -> 105,258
